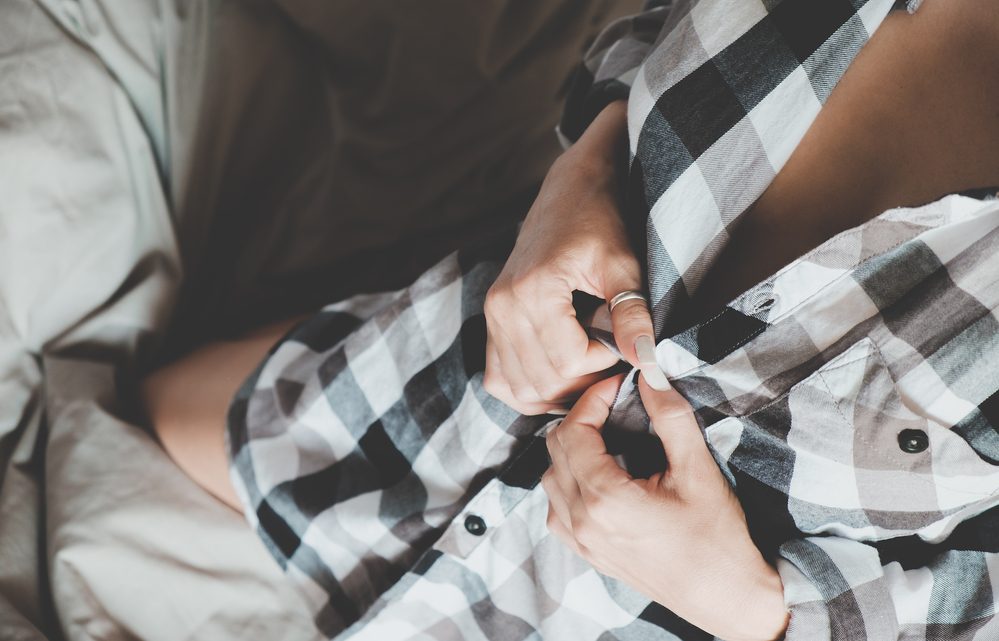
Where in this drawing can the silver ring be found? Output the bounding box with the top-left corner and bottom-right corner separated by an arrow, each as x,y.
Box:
607,290 -> 648,313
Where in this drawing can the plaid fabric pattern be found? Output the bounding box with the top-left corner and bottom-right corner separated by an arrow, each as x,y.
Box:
228,1 -> 999,639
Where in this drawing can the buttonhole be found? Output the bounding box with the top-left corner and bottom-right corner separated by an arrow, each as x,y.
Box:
753,298 -> 775,313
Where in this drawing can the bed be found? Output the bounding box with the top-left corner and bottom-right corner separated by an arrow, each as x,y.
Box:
0,1 -> 640,639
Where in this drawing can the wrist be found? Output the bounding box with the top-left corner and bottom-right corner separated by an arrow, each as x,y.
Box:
682,557 -> 787,641
732,564 -> 789,641
554,148 -> 617,194
648,556 -> 788,641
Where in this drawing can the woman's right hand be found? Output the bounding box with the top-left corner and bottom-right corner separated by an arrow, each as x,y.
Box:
483,101 -> 658,415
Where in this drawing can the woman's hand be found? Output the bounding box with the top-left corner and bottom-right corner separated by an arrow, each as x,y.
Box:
542,375 -> 789,641
483,101 -> 657,415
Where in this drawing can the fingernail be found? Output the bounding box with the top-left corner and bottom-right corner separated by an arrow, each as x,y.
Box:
547,408 -> 570,416
634,335 -> 671,391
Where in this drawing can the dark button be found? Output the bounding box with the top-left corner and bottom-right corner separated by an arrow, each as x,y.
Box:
898,429 -> 929,453
464,514 -> 487,536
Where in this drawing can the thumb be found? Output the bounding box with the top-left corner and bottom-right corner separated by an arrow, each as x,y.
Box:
637,376 -> 711,473
604,273 -> 668,391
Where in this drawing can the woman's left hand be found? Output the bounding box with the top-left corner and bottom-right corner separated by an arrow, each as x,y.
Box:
542,375 -> 789,641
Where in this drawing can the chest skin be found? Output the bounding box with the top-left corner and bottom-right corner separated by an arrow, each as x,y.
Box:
684,0 -> 999,328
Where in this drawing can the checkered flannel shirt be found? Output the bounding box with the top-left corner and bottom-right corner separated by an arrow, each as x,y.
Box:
227,0 -> 999,639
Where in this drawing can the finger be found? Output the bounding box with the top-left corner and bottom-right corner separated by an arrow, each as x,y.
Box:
541,470 -> 576,535
597,252 -> 650,365
562,374 -> 624,428
546,424 -> 584,506
637,376 -> 711,472
493,326 -> 544,404
556,376 -> 633,495
609,299 -> 670,393
501,318 -> 616,406
525,286 -> 620,378
542,469 -> 592,561
485,336 -> 567,415
608,295 -> 655,366
545,501 -> 588,559
506,319 -> 580,402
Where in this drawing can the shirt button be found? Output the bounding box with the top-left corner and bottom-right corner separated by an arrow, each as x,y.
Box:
464,514 -> 487,536
898,429 -> 929,453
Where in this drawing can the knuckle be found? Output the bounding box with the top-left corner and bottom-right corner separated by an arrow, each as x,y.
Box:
483,347 -> 498,372
481,370 -> 501,396
540,471 -> 553,494
553,425 -> 570,450
509,400 -> 539,415
545,429 -> 559,454
584,494 -> 611,519
508,274 -> 536,302
521,405 -> 552,416
483,289 -> 503,318
605,250 -> 641,277
572,234 -> 604,261
584,491 -> 621,523
536,380 -> 567,402
609,249 -> 641,273
572,519 -> 597,547
481,358 -> 503,387
511,384 -> 537,404
551,357 -> 581,380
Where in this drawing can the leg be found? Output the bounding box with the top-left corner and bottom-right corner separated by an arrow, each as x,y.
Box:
141,317 -> 306,510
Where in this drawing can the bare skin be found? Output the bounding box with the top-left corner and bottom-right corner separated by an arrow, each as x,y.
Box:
482,1 -> 999,412
141,316 -> 307,509
143,3 -> 999,635
145,0 -> 999,508
686,0 -> 999,323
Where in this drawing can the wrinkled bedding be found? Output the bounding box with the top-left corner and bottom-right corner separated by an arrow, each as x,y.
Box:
0,1 -> 639,639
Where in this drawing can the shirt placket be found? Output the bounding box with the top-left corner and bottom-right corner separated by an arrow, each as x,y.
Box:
431,420 -> 558,559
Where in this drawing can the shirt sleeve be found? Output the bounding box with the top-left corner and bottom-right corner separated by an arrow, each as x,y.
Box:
776,530 -> 999,640
556,1 -> 676,146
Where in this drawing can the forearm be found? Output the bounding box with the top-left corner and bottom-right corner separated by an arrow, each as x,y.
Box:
718,562 -> 788,641
558,100 -> 629,188
646,542 -> 788,641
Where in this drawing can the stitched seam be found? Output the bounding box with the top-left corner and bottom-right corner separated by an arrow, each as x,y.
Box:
736,339 -> 875,416
675,179 -> 999,370
669,270 -> 865,379
671,234 -> 926,380
717,324 -> 767,360
821,341 -> 999,498
815,369 -> 852,429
